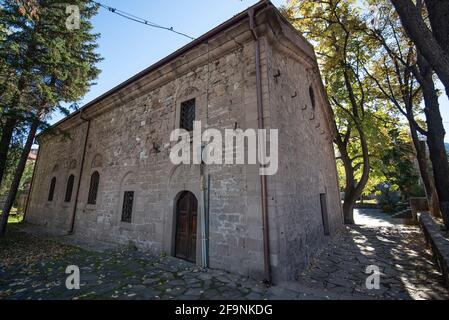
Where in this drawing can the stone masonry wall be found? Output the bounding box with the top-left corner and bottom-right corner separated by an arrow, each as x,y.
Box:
26,7 -> 342,282
265,35 -> 343,281
27,26 -> 269,279
26,122 -> 88,234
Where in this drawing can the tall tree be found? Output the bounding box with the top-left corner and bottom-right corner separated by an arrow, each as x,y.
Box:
0,114 -> 40,236
390,0 -> 449,98
0,1 -> 38,187
0,0 -> 101,236
367,0 -> 449,227
363,28 -> 439,217
0,0 -> 101,188
284,0 -> 384,223
414,52 -> 449,226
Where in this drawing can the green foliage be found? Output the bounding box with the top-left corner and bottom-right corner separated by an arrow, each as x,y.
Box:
7,210 -> 23,224
378,128 -> 423,198
284,1 -> 405,214
284,0 -> 426,209
0,145 -> 21,195
0,0 -> 102,123
375,183 -> 401,213
0,0 -> 102,225
13,159 -> 34,206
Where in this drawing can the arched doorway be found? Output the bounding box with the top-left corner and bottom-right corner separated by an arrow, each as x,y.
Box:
175,191 -> 198,262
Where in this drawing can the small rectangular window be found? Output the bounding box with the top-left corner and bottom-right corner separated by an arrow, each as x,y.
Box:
320,193 -> 330,235
180,98 -> 195,131
121,191 -> 134,223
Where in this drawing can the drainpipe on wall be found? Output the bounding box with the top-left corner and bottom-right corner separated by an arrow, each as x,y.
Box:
69,113 -> 90,235
206,173 -> 210,266
249,6 -> 271,285
200,144 -> 210,268
200,161 -> 208,268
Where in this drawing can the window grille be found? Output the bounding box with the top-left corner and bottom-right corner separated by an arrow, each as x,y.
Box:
180,99 -> 195,131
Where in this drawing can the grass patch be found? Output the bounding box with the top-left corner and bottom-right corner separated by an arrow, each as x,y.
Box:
7,214 -> 23,224
0,207 -> 24,224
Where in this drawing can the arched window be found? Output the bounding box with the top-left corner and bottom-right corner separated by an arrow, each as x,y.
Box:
309,85 -> 316,110
87,171 -> 100,205
48,177 -> 56,201
64,174 -> 75,202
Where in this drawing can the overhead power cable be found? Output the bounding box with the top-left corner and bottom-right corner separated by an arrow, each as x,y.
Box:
91,1 -> 196,40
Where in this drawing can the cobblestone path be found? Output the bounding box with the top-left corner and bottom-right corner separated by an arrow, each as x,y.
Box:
299,212 -> 449,299
1,214 -> 448,300
0,226 -> 326,300
1,248 -> 273,300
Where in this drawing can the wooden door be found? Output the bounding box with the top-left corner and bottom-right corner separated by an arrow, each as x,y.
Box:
175,191 -> 197,262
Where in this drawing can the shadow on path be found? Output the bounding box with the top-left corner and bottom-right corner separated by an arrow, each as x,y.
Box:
299,209 -> 448,299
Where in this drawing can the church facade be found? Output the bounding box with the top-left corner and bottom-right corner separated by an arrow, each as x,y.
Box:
25,1 -> 343,282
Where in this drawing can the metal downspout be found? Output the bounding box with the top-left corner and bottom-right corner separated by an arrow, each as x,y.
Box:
200,160 -> 209,268
69,113 -> 90,234
249,7 -> 271,285
206,173 -> 210,266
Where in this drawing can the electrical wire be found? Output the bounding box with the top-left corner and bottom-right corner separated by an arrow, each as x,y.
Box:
91,1 -> 195,40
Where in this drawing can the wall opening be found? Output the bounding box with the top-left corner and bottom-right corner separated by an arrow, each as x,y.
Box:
320,193 -> 330,235
309,85 -> 316,110
48,177 -> 56,202
180,98 -> 195,131
174,191 -> 198,262
121,191 -> 134,223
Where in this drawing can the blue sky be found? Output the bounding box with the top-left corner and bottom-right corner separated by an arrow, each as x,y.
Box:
52,0 -> 449,143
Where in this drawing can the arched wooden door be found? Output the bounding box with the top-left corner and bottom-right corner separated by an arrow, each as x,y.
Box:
175,191 -> 198,262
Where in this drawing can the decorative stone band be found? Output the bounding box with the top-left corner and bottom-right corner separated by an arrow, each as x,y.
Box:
418,212 -> 449,288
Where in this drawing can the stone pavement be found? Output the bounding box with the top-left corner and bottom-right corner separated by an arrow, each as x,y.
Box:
353,208 -> 413,227
298,209 -> 449,299
0,239 -> 340,300
1,209 -> 448,300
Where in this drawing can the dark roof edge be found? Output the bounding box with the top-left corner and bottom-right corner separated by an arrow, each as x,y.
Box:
41,0 -> 272,136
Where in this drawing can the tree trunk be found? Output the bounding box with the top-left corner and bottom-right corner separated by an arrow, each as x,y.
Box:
417,54 -> 449,228
391,0 -> 449,97
333,69 -> 371,225
0,75 -> 28,189
335,125 -> 370,225
0,116 -> 17,189
343,186 -> 357,224
424,0 -> 449,53
410,125 -> 440,217
0,118 -> 39,237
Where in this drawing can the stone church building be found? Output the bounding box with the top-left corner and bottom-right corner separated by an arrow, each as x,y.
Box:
25,1 -> 342,282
